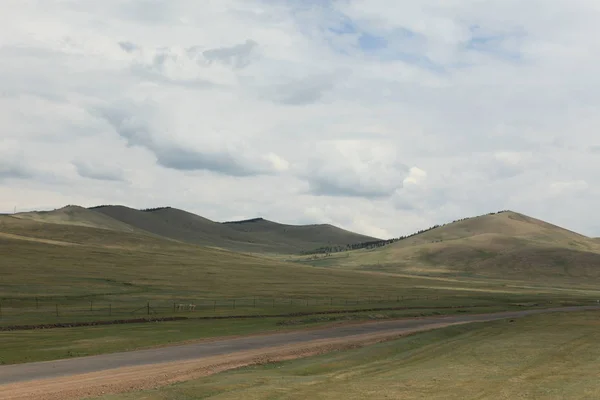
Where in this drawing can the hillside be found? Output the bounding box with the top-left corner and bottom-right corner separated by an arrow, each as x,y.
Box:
0,215 -> 469,302
223,217 -> 378,250
12,205 -> 138,233
87,205 -> 379,253
298,211 -> 600,283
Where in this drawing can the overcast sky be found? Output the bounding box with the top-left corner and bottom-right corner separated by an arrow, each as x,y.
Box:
2,0 -> 600,239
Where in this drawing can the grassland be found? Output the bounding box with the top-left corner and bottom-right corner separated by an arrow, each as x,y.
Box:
5,214 -> 593,325
2,207 -> 600,368
98,310 -> 600,400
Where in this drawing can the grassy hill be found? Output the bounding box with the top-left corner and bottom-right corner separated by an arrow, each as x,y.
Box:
12,205 -> 138,233
295,211 -> 600,284
0,214 -> 445,302
223,217 -> 378,251
85,205 -> 379,254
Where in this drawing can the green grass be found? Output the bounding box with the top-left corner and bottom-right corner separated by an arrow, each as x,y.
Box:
97,310 -> 600,400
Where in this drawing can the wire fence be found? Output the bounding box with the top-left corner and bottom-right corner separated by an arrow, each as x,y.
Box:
0,293 -> 595,327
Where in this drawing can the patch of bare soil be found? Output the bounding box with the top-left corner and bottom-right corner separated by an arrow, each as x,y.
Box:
0,322 -> 464,400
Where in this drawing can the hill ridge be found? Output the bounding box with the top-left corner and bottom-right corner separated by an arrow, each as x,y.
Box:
82,204 -> 379,253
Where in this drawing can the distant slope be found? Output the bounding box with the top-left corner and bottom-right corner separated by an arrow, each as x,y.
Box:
13,205 -> 137,232
390,211 -> 594,250
223,218 -> 379,250
89,206 -> 378,254
90,205 -> 263,250
299,211 -> 600,283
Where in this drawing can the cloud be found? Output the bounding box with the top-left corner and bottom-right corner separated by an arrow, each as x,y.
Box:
99,103 -> 288,177
301,140 -> 409,198
73,161 -> 125,182
0,163 -> 32,181
403,167 -> 427,186
0,141 -> 35,181
2,0 -> 600,239
202,39 -> 258,68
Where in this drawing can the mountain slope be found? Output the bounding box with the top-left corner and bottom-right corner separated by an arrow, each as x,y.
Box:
89,206 -> 378,253
12,205 -> 138,233
223,217 -> 379,250
299,211 -> 600,283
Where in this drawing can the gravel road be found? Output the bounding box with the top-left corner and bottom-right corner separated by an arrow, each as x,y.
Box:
2,305 -> 597,389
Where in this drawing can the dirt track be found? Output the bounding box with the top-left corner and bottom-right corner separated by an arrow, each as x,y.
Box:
1,306 -> 597,400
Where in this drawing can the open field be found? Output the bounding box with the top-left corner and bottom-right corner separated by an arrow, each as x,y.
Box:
97,309 -> 600,400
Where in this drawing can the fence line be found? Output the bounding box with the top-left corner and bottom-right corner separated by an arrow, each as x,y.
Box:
0,294 -> 595,326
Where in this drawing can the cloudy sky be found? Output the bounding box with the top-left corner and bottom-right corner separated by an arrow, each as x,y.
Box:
2,0 -> 600,239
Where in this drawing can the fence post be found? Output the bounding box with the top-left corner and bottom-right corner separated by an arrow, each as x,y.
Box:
330,297 -> 333,306
55,304 -> 59,317
213,300 -> 217,312
109,304 -> 112,316
147,302 -> 150,315
173,302 -> 176,313
90,301 -> 93,312
0,301 -> 2,319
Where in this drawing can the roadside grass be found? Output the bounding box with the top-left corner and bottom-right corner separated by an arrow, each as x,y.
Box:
97,310 -> 600,400
0,305 -> 515,365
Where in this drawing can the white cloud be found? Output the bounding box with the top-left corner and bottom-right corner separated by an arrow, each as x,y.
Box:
1,0 -> 600,238
301,139 -> 408,198
403,167 -> 427,186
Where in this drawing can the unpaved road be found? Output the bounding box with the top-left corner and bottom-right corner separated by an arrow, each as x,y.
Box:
1,306 -> 598,400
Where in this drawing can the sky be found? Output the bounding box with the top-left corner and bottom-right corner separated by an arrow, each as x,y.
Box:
2,0 -> 600,239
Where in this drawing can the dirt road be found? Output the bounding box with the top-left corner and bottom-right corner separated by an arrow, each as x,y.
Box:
1,306 -> 597,399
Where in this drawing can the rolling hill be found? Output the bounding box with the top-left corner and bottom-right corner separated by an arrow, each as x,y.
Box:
7,205 -> 600,284
91,205 -> 379,253
298,211 -> 600,283
12,205 -> 138,233
9,205 -> 380,254
0,214 -> 493,303
2,207 -> 599,319
222,217 -> 378,251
